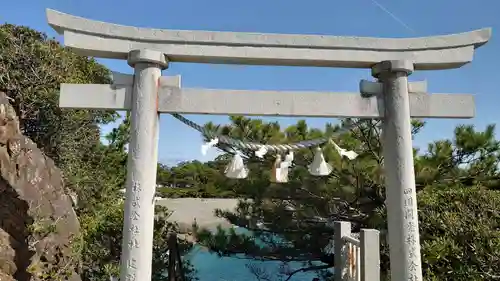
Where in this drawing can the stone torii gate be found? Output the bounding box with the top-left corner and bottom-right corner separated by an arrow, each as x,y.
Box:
46,9 -> 491,281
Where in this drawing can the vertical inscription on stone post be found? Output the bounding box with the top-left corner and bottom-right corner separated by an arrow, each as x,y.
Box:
125,257 -> 137,281
125,182 -> 143,281
403,187 -> 420,278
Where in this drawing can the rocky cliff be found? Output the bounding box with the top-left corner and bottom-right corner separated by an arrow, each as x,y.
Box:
0,93 -> 81,281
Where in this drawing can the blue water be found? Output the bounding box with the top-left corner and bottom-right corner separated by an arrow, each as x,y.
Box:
187,228 -> 322,281
188,247 -> 318,281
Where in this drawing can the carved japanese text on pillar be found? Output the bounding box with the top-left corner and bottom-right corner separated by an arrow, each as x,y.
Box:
403,187 -> 420,275
125,258 -> 138,281
125,272 -> 136,281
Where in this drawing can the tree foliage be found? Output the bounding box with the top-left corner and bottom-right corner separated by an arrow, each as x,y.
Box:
156,160 -> 236,198
184,117 -> 500,281
418,187 -> 500,280
3,22 -> 499,281
78,114 -> 197,281
0,24 -> 196,281
0,23 -> 116,200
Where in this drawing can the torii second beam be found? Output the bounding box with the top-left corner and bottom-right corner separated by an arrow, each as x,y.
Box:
59,76 -> 474,119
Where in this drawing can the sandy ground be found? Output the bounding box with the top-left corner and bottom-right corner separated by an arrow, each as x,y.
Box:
155,198 -> 241,232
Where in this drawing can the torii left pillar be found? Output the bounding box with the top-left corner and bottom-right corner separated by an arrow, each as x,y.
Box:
120,49 -> 168,281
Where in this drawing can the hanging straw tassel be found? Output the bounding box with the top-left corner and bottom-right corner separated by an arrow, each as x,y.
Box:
331,140 -> 358,160
271,152 -> 294,183
201,138 -> 219,155
308,147 -> 333,176
283,151 -> 294,166
277,151 -> 294,183
255,145 -> 268,158
225,152 -> 248,179
270,154 -> 283,183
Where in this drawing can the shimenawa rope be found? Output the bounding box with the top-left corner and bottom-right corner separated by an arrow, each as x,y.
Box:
170,113 -> 354,153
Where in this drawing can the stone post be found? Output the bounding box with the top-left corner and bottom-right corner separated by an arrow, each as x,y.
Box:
120,49 -> 168,281
334,221 -> 351,281
360,229 -> 380,281
372,60 -> 423,281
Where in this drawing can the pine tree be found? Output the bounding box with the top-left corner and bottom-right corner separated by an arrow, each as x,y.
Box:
189,117 -> 500,281
0,24 -> 197,281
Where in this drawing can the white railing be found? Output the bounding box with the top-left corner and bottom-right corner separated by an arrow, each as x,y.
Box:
342,235 -> 361,281
334,221 -> 380,281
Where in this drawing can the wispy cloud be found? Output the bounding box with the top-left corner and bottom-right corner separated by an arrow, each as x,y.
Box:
368,0 -> 416,34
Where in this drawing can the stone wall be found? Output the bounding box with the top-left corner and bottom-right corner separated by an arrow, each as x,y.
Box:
0,93 -> 81,281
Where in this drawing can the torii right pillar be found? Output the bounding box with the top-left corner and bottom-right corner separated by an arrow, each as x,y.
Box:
373,60 -> 422,281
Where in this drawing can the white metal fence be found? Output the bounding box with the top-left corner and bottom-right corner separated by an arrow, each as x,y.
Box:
342,235 -> 361,281
334,221 -> 380,281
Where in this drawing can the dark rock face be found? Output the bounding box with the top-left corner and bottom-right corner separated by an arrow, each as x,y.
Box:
0,93 -> 81,281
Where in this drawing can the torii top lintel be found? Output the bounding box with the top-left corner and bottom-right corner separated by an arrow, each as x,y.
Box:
46,9 -> 491,70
